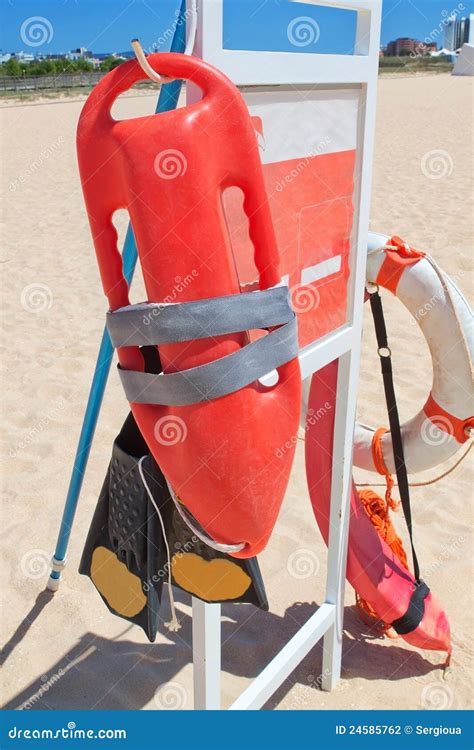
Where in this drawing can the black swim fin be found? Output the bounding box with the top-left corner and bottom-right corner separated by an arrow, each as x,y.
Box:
163,498 -> 268,610
80,348 -> 268,642
79,412 -> 167,641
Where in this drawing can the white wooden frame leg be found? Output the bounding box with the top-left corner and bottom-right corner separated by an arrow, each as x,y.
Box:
192,597 -> 221,709
320,1 -> 380,691
229,604 -> 335,710
321,349 -> 360,691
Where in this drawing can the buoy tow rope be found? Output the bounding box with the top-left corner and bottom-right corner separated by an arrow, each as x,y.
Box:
131,39 -> 175,85
166,480 -> 246,555
138,457 -> 181,633
131,0 -> 198,84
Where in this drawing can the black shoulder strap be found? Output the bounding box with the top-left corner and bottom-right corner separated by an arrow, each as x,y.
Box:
369,290 -> 421,582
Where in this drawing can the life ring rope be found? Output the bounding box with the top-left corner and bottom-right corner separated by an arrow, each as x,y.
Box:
355,440 -> 472,489
371,427 -> 395,506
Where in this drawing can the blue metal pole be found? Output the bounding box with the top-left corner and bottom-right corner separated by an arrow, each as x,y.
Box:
48,4 -> 187,590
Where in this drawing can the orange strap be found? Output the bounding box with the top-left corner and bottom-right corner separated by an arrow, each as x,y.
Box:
376,235 -> 425,295
424,393 -> 474,444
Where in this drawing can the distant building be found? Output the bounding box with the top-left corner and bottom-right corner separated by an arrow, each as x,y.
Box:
458,16 -> 471,47
444,14 -> 471,51
444,16 -> 456,51
67,47 -> 94,61
95,52 -> 130,62
385,37 -> 423,57
14,51 -> 34,62
385,37 -> 439,58
1,45 -> 134,70
37,53 -> 68,61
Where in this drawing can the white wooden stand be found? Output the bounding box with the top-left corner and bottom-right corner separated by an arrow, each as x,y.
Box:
188,0 -> 382,710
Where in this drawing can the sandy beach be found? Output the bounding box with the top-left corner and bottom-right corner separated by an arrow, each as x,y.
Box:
1,72 -> 472,711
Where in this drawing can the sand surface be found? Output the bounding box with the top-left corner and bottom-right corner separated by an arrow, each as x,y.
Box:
1,73 -> 472,711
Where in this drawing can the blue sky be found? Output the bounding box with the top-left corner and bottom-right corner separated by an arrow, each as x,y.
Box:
1,0 -> 472,55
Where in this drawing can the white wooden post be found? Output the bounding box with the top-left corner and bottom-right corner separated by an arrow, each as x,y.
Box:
192,598 -> 222,709
321,2 -> 380,690
321,350 -> 358,690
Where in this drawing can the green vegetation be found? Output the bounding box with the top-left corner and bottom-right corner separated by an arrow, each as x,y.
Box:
379,55 -> 453,74
0,55 -> 126,77
100,55 -> 125,72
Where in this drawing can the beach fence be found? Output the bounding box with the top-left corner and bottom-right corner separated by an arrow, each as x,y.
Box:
0,72 -> 105,93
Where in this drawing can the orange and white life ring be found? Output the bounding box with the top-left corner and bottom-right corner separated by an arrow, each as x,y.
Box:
354,233 -> 473,475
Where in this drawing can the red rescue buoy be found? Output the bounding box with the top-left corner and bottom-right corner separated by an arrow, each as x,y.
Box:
77,53 -> 301,558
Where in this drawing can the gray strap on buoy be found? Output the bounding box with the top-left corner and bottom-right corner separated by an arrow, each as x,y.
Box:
107,286 -> 293,346
107,286 -> 298,406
